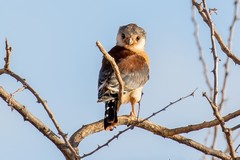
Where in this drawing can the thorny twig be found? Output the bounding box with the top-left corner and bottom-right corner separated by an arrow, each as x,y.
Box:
194,0 -> 239,158
219,0 -> 239,111
192,4 -> 218,157
191,5 -> 213,97
202,0 -> 219,104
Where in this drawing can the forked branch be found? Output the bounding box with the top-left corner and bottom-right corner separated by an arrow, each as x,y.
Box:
192,0 -> 240,65
0,40 -> 79,160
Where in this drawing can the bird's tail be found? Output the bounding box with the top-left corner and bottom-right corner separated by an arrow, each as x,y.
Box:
104,99 -> 118,131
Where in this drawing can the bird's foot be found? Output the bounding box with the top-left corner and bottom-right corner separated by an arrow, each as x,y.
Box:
130,111 -> 136,118
105,123 -> 117,131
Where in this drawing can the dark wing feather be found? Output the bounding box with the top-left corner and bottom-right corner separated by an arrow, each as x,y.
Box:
98,46 -> 149,102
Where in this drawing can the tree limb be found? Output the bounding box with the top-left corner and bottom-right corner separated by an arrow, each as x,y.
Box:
70,106 -> 240,149
70,115 -> 232,159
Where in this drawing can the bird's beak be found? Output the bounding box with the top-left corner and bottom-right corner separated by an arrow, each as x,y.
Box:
127,38 -> 133,45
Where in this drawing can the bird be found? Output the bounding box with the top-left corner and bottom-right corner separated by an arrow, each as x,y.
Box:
97,23 -> 150,131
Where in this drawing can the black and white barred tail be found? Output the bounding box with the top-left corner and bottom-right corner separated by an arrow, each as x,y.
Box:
104,99 -> 118,130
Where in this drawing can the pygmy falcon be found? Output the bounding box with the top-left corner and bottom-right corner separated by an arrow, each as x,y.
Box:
97,23 -> 150,131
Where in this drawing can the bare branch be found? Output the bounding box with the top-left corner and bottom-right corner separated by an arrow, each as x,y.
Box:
154,108 -> 240,137
1,40 -> 79,159
211,126 -> 219,157
228,0 -> 239,50
96,41 -> 124,110
191,5 -> 213,96
232,124 -> 240,131
236,144 -> 240,152
192,0 -> 240,65
219,0 -> 239,111
219,56 -> 230,112
4,38 -> 12,70
203,92 -> 237,158
192,2 -> 219,156
8,85 -> 27,110
200,129 -> 211,160
202,0 -> 219,104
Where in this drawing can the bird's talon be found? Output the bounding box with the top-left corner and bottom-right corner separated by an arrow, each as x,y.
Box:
130,111 -> 136,117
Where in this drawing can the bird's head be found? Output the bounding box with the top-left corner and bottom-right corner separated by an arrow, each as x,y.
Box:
116,23 -> 146,51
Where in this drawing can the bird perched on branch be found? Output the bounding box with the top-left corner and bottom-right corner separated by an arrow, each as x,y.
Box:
98,23 -> 150,131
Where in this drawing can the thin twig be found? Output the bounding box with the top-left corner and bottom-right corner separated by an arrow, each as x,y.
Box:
11,85 -> 26,96
192,5 -> 213,96
202,0 -> 218,104
96,41 -> 124,110
200,129 -> 211,160
236,144 -> 240,152
192,4 -> 217,158
232,124 -> 240,131
228,0 -> 239,50
4,38 -> 12,70
8,85 -> 27,110
219,0 -> 239,111
211,126 -> 219,156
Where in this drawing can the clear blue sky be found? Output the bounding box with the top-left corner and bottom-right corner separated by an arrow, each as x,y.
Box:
0,0 -> 240,160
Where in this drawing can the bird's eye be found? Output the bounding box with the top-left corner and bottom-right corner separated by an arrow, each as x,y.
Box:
136,36 -> 140,41
121,33 -> 125,39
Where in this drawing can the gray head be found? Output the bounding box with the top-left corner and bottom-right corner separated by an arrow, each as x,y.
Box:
116,23 -> 146,51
